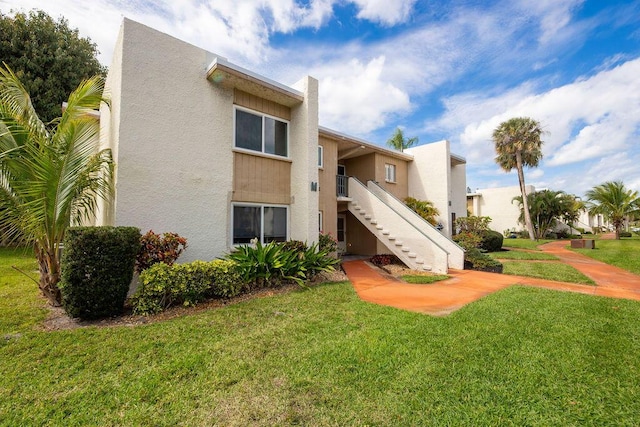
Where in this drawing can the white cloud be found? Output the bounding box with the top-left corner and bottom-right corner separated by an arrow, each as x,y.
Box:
351,0 -> 416,26
438,58 -> 640,168
316,56 -> 411,134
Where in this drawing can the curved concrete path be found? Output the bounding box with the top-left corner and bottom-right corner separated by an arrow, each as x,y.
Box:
342,240 -> 640,316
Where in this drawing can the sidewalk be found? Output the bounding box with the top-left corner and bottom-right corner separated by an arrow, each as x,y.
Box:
342,240 -> 640,316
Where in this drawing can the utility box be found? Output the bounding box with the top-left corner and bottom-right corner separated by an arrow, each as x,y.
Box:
571,239 -> 595,249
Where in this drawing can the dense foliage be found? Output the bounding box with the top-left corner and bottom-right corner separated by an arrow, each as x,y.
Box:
586,181 -> 640,240
226,241 -> 339,288
404,197 -> 439,225
513,190 -> 583,240
479,230 -> 504,252
132,259 -> 243,315
59,227 -> 140,319
464,248 -> 503,273
0,10 -> 105,123
0,64 -> 112,305
492,117 -> 544,240
136,230 -> 188,273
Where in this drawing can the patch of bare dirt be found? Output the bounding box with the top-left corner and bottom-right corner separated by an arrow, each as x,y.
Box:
39,270 -> 348,332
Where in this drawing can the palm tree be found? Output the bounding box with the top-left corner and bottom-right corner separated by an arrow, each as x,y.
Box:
585,181 -> 640,240
404,197 -> 439,225
513,190 -> 574,239
492,117 -> 544,240
0,64 -> 113,305
386,127 -> 418,152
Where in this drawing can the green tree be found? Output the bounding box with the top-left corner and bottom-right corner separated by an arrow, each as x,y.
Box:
492,117 -> 544,240
386,127 -> 418,152
585,181 -> 640,240
0,64 -> 113,305
0,10 -> 105,123
513,190 -> 576,239
404,197 -> 439,225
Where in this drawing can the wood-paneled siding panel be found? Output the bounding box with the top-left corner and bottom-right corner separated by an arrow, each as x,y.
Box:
233,152 -> 291,204
318,136 -> 338,236
234,90 -> 291,120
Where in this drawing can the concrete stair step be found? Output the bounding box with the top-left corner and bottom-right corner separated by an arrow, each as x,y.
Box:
369,219 -> 377,225
359,210 -> 366,215
394,240 -> 403,246
364,214 -> 372,220
375,225 -> 383,230
381,230 -> 390,235
401,247 -> 410,252
408,252 -> 417,258
353,205 -> 361,211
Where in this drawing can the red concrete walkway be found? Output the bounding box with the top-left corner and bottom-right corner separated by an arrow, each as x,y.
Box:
342,240 -> 640,316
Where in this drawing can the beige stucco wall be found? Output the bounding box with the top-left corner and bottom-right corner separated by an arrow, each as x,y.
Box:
406,140 -> 466,237
468,185 -> 535,234
101,19 -> 235,262
290,76 -> 319,244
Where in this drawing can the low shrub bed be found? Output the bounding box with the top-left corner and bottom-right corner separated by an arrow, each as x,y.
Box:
132,259 -> 243,315
464,248 -> 504,273
370,254 -> 402,267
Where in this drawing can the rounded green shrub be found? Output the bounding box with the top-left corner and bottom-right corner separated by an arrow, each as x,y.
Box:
60,226 -> 140,319
619,231 -> 632,238
479,230 -> 504,252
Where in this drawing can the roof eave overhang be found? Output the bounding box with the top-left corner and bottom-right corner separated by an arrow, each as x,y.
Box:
319,126 -> 414,161
206,58 -> 304,107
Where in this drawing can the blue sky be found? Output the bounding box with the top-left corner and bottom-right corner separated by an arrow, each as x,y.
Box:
3,0 -> 639,197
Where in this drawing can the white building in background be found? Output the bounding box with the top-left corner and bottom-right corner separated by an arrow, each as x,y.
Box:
95,18 -> 466,273
467,185 -> 609,235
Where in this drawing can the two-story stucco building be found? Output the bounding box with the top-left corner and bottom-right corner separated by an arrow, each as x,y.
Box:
96,19 -> 465,273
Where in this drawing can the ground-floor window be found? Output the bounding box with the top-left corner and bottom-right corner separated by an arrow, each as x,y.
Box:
232,204 -> 288,244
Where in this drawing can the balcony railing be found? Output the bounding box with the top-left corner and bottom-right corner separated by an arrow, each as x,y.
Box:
336,175 -> 348,197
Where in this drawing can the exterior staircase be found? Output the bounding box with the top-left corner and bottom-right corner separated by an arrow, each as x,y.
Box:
346,177 -> 464,274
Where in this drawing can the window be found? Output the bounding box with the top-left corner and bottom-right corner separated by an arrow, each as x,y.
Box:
233,204 -> 288,244
318,211 -> 323,232
235,107 -> 288,157
318,145 -> 324,168
385,163 -> 396,183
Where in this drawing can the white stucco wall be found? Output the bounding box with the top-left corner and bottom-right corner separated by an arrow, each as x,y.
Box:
405,140 -> 466,237
104,19 -> 234,262
290,76 -> 319,244
469,185 -> 535,234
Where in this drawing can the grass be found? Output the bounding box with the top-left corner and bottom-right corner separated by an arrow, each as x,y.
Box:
488,249 -> 558,260
573,236 -> 640,275
401,274 -> 450,284
502,238 -> 554,250
3,249 -> 640,425
502,261 -> 596,285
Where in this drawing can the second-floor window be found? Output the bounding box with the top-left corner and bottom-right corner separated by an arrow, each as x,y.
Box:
235,107 -> 288,157
385,163 -> 396,183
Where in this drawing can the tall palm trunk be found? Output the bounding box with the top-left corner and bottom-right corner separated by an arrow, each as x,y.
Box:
516,151 -> 536,240
35,245 -> 62,306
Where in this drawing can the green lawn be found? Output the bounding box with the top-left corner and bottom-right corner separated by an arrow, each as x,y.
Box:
402,274 -> 450,284
489,249 -> 558,260
502,238 -> 554,250
502,261 -> 596,285
573,237 -> 640,275
2,248 -> 640,425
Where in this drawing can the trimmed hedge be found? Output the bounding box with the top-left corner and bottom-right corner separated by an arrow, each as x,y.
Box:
620,231 -> 632,238
60,226 -> 141,319
464,248 -> 503,273
132,259 -> 244,315
479,230 -> 504,252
